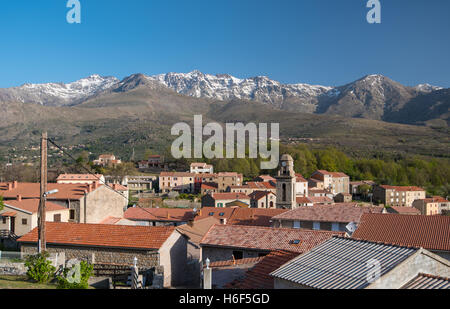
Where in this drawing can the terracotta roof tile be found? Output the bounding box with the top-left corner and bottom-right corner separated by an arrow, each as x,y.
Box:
200,225 -> 344,253
0,182 -> 100,200
18,222 -> 175,250
211,193 -> 250,200
272,204 -> 384,223
353,213 -> 450,252
3,199 -> 67,214
124,207 -> 195,222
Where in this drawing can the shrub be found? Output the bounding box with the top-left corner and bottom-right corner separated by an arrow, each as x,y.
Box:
57,260 -> 93,289
24,252 -> 56,283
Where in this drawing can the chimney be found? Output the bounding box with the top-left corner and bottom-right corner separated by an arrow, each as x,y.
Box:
7,183 -> 12,191
93,181 -> 98,190
17,194 -> 22,202
88,184 -> 93,192
13,181 -> 18,189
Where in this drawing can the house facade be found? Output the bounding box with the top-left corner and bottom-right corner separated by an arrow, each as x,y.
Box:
310,170 -> 350,195
373,185 -> 426,207
18,222 -> 188,287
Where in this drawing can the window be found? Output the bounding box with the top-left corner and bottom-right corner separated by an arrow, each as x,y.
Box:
293,221 -> 301,229
313,222 -> 320,230
219,212 -> 225,216
2,217 -> 6,224
54,214 -> 61,222
290,239 -> 301,245
232,251 -> 243,260
332,223 -> 340,231
69,209 -> 75,220
282,183 -> 287,202
22,218 -> 28,225
208,212 -> 215,216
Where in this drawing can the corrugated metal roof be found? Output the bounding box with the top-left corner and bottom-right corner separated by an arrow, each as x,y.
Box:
270,237 -> 418,289
402,274 -> 450,289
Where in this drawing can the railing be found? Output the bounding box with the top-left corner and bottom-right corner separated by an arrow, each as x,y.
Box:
0,230 -> 19,240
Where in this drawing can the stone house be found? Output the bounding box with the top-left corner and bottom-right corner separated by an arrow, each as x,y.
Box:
201,192 -> 251,208
229,182 -> 276,196
334,193 -> 353,203
271,237 -> 450,289
373,185 -> 426,207
0,182 -> 128,224
200,224 -> 344,263
190,162 -> 214,174
310,170 -> 350,195
249,191 -> 277,209
159,172 -> 195,194
17,222 -> 188,287
412,197 -> 449,215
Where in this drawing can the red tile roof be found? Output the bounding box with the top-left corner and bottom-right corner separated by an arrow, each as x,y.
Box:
226,250 -> 300,289
200,225 -> 344,253
0,182 -> 102,200
379,185 -> 425,192
124,207 -> 195,222
18,222 -> 175,250
160,172 -> 195,177
272,204 -> 384,223
315,170 -> 349,178
176,217 -> 220,244
3,199 -> 67,214
387,206 -> 421,215
295,174 -> 307,183
353,214 -> 450,252
211,193 -> 250,201
56,174 -> 103,181
248,190 -> 275,201
195,207 -> 287,227
307,196 -> 334,204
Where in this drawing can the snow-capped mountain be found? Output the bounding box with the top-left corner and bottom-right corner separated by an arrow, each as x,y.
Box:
414,83 -> 443,93
0,71 -> 444,120
0,74 -> 119,106
146,70 -> 336,109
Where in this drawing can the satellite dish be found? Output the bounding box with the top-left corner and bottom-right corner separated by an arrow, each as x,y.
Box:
346,222 -> 357,234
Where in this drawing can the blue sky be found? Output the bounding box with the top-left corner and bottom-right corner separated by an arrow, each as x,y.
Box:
0,0 -> 449,88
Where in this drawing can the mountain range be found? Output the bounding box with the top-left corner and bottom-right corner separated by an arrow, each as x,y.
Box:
0,71 -> 448,126
0,71 -> 448,161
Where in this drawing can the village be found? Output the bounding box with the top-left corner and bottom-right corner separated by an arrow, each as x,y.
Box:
0,149 -> 449,290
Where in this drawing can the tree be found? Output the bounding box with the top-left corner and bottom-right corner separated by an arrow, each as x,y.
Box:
0,196 -> 4,211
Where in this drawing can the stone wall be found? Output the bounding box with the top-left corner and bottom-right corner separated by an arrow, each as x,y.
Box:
21,244 -> 159,268
0,262 -> 27,275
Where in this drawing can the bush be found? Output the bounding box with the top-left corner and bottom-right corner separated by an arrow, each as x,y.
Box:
57,260 -> 93,289
24,252 -> 56,283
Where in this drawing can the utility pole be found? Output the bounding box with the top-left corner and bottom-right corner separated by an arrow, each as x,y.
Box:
38,132 -> 48,253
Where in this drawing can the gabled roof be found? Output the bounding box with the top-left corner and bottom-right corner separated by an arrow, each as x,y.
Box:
195,207 -> 287,227
270,237 -> 419,289
160,172 -> 195,177
210,193 -> 250,201
352,214 -> 450,252
402,274 -> 450,289
176,216 -> 220,244
379,185 -> 425,192
3,199 -> 67,214
386,206 -> 421,215
18,222 -> 175,250
0,182 -> 101,200
200,225 -> 344,253
124,207 -> 195,222
226,250 -> 300,289
56,174 -> 103,181
249,190 -> 275,201
272,204 -> 384,223
314,170 -> 349,178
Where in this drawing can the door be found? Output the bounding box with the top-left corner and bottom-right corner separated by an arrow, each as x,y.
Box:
10,217 -> 15,234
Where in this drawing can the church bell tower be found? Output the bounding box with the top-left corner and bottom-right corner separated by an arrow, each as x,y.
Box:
275,154 -> 296,209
